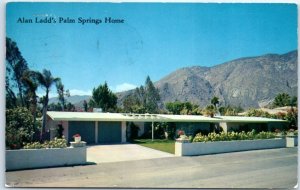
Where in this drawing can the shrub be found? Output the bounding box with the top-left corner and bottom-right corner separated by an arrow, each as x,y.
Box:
285,108 -> 297,128
6,107 -> 37,149
286,129 -> 298,136
193,130 -> 275,143
23,137 -> 67,149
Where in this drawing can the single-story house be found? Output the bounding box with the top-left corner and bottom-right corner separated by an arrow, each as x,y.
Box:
217,116 -> 288,132
46,111 -> 287,144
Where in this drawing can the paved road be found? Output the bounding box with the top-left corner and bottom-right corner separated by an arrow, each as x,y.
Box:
87,144 -> 174,163
6,148 -> 297,188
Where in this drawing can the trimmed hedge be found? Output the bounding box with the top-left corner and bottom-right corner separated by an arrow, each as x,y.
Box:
193,130 -> 276,143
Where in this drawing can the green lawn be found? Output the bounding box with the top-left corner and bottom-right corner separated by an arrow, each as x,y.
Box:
131,139 -> 175,154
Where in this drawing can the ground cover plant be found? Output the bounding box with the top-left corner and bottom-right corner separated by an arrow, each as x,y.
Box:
23,137 -> 67,149
132,139 -> 175,154
193,130 -> 277,143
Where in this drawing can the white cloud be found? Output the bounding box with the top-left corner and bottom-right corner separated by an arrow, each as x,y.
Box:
69,89 -> 92,96
37,92 -> 57,99
114,83 -> 137,92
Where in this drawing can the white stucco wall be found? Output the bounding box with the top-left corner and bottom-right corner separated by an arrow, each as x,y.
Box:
175,138 -> 286,156
6,147 -> 87,171
286,137 -> 298,147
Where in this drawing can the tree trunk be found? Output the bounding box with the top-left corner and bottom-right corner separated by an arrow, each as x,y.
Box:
17,83 -> 24,107
40,89 -> 49,141
62,98 -> 65,111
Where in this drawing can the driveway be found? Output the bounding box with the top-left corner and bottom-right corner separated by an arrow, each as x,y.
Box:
87,143 -> 175,163
6,147 -> 297,188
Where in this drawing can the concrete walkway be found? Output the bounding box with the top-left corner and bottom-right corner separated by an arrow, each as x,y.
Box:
87,143 -> 175,163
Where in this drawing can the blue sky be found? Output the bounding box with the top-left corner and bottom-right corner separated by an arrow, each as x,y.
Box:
6,3 -> 297,97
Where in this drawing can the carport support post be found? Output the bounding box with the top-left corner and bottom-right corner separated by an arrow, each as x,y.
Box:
95,121 -> 98,144
152,122 -> 154,141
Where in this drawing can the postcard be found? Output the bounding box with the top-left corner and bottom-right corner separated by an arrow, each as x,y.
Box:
4,1 -> 298,188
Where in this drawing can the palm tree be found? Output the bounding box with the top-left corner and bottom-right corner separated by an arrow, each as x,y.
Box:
211,96 -> 220,108
35,69 -> 60,140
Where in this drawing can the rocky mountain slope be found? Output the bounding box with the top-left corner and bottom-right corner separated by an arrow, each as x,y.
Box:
50,50 -> 297,109
119,50 -> 298,108
49,95 -> 91,108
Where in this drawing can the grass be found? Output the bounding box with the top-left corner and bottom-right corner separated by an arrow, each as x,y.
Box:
131,139 -> 175,154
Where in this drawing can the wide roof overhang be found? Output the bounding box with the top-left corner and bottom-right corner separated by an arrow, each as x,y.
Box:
47,111 -> 286,123
216,116 -> 287,123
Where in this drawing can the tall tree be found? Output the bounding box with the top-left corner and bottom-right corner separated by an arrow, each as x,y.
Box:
273,93 -> 293,107
90,82 -> 117,112
165,101 -> 185,115
66,102 -> 76,111
22,70 -> 39,124
211,96 -> 220,108
6,37 -> 28,107
144,76 -> 160,113
56,80 -> 70,111
122,76 -> 160,114
83,100 -> 88,112
5,78 -> 17,109
123,95 -> 137,113
34,69 -> 60,140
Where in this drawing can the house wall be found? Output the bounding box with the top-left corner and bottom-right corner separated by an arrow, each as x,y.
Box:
62,121 -> 69,141
48,120 -> 58,139
134,122 -> 145,137
176,122 -> 211,136
221,122 -> 287,133
268,122 -> 287,131
220,122 -> 252,133
46,118 -> 69,141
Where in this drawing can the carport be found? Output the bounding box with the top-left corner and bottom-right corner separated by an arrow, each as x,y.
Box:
46,112 -> 129,144
46,112 -> 173,144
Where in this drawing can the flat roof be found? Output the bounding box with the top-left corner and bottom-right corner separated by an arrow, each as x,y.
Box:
47,112 -> 168,122
47,111 -> 286,123
47,112 -> 218,122
157,114 -> 221,122
216,116 -> 286,123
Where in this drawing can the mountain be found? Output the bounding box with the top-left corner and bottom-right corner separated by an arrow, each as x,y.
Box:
118,50 -> 298,109
49,95 -> 91,108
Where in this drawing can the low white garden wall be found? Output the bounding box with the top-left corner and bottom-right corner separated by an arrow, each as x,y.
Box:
175,138 -> 286,156
6,147 -> 87,171
286,136 -> 298,147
